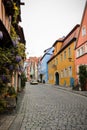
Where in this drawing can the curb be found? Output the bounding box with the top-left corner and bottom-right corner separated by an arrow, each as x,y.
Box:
54,85 -> 87,97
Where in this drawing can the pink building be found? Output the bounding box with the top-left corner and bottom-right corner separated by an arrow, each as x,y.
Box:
75,1 -> 87,85
25,57 -> 39,81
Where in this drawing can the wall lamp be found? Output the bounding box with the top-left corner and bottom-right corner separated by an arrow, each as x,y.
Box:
68,57 -> 74,62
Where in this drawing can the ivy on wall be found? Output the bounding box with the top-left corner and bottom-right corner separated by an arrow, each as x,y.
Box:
0,25 -> 26,96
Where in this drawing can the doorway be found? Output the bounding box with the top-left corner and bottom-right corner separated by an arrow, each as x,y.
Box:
55,72 -> 59,85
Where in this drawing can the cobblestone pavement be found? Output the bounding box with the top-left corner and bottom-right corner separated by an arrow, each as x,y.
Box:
0,83 -> 87,130
7,83 -> 87,130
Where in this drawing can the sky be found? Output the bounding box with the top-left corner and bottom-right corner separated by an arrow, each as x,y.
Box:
20,0 -> 86,57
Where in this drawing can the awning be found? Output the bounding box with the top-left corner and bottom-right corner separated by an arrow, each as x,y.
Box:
0,20 -> 13,48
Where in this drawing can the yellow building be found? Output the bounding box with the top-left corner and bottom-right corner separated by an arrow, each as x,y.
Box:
48,38 -> 64,84
48,25 -> 80,87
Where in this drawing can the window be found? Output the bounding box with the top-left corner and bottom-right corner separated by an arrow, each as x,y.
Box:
82,26 -> 86,36
60,54 -> 63,61
68,66 -> 72,76
61,70 -> 63,78
55,58 -> 58,65
64,68 -> 67,77
49,74 -> 53,80
66,68 -> 68,77
77,45 -> 86,58
62,70 -> 64,78
80,46 -> 84,55
68,47 -> 71,57
61,70 -> 64,78
77,49 -> 80,57
86,43 -> 87,53
64,51 -> 66,59
64,69 -> 65,77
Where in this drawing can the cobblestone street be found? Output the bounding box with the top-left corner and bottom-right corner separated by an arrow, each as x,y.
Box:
1,83 -> 87,130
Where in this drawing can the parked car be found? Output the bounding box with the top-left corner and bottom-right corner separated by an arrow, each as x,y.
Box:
30,80 -> 38,85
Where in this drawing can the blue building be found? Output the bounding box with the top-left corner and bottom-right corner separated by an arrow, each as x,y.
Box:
38,47 -> 54,83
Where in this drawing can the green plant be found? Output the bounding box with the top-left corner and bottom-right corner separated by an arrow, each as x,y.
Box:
79,65 -> 87,91
7,86 -> 16,96
0,24 -> 26,96
10,25 -> 18,40
21,72 -> 27,89
12,3 -> 19,24
0,99 -> 7,113
0,84 -> 7,95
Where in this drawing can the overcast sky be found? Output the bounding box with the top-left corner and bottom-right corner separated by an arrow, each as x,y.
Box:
20,0 -> 86,57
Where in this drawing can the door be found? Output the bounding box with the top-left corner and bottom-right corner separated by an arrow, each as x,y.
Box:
55,72 -> 59,85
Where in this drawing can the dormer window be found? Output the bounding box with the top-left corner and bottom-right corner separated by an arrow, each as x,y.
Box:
82,26 -> 86,36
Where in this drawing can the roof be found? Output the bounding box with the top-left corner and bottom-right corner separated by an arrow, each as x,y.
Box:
47,54 -> 56,63
47,24 -> 80,63
44,46 -> 53,53
41,46 -> 54,61
52,37 -> 65,47
58,24 -> 80,53
75,0 -> 87,49
52,24 -> 80,49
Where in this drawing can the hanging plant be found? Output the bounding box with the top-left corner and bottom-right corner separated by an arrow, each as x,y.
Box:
15,55 -> 22,62
10,25 -> 18,40
1,75 -> 10,83
12,40 -> 17,47
12,3 -> 19,24
17,43 -> 26,59
9,65 -> 14,71
10,25 -> 26,59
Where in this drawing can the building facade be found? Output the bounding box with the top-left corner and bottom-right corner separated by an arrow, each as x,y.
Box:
25,57 -> 39,81
48,25 -> 80,87
39,47 -> 54,83
0,0 -> 25,92
75,1 -> 87,88
47,38 -> 64,85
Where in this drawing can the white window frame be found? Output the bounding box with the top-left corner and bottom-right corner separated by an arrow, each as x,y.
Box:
80,46 -> 84,55
82,26 -> 86,36
85,42 -> 87,53
76,44 -> 86,58
77,49 -> 80,57
68,66 -> 72,77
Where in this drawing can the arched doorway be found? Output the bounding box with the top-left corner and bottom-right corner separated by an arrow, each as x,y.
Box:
55,72 -> 59,85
